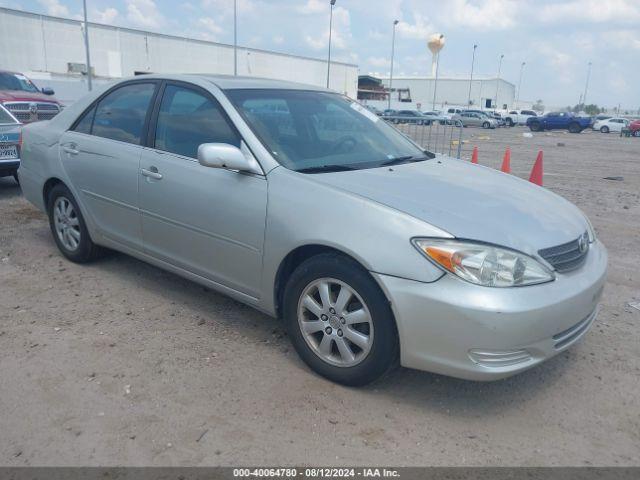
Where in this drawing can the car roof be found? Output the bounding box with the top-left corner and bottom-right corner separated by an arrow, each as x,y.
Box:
126,73 -> 329,92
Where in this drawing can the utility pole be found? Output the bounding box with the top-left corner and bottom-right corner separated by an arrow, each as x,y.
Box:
233,0 -> 238,75
515,61 -> 525,108
82,0 -> 92,91
388,19 -> 399,110
431,49 -> 440,111
582,61 -> 592,106
467,44 -> 477,106
326,0 -> 336,88
494,54 -> 504,109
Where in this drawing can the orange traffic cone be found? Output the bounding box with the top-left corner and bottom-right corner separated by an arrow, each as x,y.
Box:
471,146 -> 478,164
501,147 -> 511,173
529,150 -> 544,186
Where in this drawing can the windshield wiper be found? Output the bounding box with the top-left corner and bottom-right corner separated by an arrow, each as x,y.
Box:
380,154 -> 432,166
295,165 -> 357,174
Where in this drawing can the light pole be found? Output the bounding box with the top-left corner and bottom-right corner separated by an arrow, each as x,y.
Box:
467,44 -> 477,106
82,0 -> 92,91
233,0 -> 238,75
388,19 -> 399,109
582,61 -> 592,106
326,0 -> 336,88
515,61 -> 525,108
494,53 -> 504,109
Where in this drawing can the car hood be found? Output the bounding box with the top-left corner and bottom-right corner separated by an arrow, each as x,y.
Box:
308,157 -> 589,257
0,90 -> 57,103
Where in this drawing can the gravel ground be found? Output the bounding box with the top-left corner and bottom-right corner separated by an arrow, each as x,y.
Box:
0,127 -> 639,467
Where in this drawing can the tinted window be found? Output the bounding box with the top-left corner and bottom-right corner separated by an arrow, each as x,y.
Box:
92,83 -> 155,145
73,105 -> 96,134
154,85 -> 240,159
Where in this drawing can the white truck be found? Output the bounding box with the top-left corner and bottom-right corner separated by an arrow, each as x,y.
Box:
503,109 -> 538,127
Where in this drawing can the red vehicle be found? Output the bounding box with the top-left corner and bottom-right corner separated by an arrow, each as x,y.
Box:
629,119 -> 640,137
0,70 -> 62,123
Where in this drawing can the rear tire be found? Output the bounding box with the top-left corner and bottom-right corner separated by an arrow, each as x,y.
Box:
568,122 -> 581,133
600,126 -> 609,133
634,130 -> 640,137
283,253 -> 398,386
482,121 -> 490,129
47,184 -> 106,263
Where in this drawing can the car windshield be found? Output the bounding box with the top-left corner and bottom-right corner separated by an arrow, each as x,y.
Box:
226,89 -> 429,172
0,104 -> 19,125
0,72 -> 40,93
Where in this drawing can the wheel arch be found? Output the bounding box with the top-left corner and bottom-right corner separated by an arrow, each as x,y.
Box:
273,244 -> 391,321
42,177 -> 66,209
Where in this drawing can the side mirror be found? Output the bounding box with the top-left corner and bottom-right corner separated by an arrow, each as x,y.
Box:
197,143 -> 252,171
41,87 -> 55,95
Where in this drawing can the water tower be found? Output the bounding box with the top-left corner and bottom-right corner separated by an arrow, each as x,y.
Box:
428,33 -> 445,77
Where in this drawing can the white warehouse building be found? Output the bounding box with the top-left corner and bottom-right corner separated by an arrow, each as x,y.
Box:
0,7 -> 359,105
376,76 -> 516,111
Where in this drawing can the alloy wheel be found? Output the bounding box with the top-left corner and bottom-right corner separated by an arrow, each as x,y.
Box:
53,196 -> 81,251
297,278 -> 374,367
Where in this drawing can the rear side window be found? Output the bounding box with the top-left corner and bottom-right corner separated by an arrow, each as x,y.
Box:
91,83 -> 155,145
154,84 -> 240,159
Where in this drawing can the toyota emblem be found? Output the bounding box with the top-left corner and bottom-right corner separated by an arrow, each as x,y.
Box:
29,103 -> 38,114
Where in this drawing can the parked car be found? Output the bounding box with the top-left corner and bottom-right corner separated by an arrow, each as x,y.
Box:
593,117 -> 629,133
526,112 -> 592,133
504,109 -> 538,127
0,104 -> 21,184
594,114 -> 612,121
19,75 -> 607,386
388,110 -> 428,124
0,70 -> 63,123
452,111 -> 497,128
629,120 -> 640,137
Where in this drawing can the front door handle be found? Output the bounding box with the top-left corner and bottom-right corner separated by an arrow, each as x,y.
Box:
141,167 -> 163,180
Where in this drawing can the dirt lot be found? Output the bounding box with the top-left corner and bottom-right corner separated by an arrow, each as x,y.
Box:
1,127 -> 639,466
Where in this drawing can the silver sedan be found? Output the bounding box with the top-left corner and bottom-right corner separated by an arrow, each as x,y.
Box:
18,75 -> 607,386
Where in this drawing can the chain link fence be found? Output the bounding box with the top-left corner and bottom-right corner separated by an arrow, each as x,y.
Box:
382,117 -> 464,158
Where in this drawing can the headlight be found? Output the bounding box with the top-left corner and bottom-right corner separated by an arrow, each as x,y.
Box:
412,238 -> 555,287
582,213 -> 596,243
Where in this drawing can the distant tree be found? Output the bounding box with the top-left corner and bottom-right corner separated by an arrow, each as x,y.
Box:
570,103 -> 601,115
532,99 -> 544,112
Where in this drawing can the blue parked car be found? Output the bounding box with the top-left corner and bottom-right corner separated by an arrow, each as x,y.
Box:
526,112 -> 592,133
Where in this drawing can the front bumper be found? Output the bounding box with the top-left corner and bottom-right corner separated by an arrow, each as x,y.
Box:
374,240 -> 608,381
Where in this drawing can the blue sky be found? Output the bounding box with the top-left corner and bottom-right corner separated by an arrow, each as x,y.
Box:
2,0 -> 639,109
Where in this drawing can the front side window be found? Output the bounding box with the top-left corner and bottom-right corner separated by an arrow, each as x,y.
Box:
92,83 -> 155,145
73,105 -> 96,134
227,89 -> 428,172
154,85 -> 240,159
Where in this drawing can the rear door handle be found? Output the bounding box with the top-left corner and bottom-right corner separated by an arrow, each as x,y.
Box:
141,167 -> 163,180
62,144 -> 79,155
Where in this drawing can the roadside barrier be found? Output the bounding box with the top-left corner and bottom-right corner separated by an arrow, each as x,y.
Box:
470,146 -> 544,186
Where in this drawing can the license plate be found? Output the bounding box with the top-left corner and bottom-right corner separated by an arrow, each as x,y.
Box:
0,144 -> 18,159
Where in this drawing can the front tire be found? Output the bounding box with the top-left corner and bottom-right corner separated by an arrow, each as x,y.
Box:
506,118 -> 514,127
600,126 -> 609,133
283,253 -> 398,386
482,121 -> 490,129
529,122 -> 542,132
47,184 -> 105,263
568,122 -> 581,133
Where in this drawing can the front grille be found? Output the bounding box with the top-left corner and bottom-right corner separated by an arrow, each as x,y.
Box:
552,310 -> 596,350
538,232 -> 589,272
4,101 -> 60,123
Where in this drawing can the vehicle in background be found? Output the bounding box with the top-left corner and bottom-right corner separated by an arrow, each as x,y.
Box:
488,111 -> 506,127
593,118 -> 629,133
388,110 -> 429,125
629,120 -> 640,137
594,114 -> 612,121
0,104 -> 21,184
381,109 -> 397,117
504,109 -> 538,127
452,111 -> 497,129
0,70 -> 62,124
18,74 -> 607,386
365,105 -> 383,116
526,112 -> 592,133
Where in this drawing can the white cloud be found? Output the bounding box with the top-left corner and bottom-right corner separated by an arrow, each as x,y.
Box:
126,0 -> 164,29
94,7 -> 118,24
201,0 -> 254,14
272,35 -> 284,45
198,16 -> 224,40
303,5 -> 351,51
38,0 -> 69,17
296,0 -> 326,15
539,0 -> 640,24
437,0 -> 520,30
367,56 -> 390,68
396,13 -> 434,39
